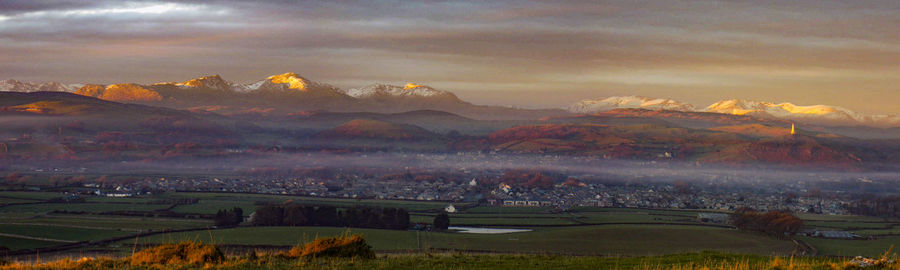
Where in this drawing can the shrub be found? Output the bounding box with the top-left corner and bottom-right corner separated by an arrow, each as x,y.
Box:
130,241 -> 224,266
433,212 -> 450,231
287,234 -> 375,259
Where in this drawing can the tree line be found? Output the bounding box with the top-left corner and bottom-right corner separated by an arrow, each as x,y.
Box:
250,204 -> 410,230
845,196 -> 900,218
731,207 -> 803,238
214,207 -> 244,227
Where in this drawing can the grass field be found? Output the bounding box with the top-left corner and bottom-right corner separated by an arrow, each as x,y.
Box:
0,202 -> 169,214
0,236 -> 60,251
0,251 -> 858,270
805,220 -> 894,230
463,206 -> 553,214
1,191 -> 899,260
3,214 -> 212,231
410,214 -> 580,225
0,224 -> 131,242
126,225 -> 796,256
0,192 -> 64,201
853,227 -> 900,236
800,236 -> 900,257
170,200 -> 261,215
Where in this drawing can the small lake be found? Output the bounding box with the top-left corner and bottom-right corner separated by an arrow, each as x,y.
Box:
449,226 -> 533,234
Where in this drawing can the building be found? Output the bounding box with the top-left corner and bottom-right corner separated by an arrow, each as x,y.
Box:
814,230 -> 861,239
444,204 -> 457,213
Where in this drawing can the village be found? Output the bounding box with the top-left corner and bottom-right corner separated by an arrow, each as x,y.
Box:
80,169 -> 852,216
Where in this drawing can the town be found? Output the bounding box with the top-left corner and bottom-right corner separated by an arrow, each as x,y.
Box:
65,167 -> 856,216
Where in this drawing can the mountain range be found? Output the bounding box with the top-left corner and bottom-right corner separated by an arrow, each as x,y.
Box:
2,75 -> 899,127
3,90 -> 900,170
569,96 -> 900,128
0,73 -> 562,120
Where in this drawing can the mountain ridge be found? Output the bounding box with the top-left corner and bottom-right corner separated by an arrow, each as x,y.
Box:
4,75 -> 897,125
570,96 -> 900,128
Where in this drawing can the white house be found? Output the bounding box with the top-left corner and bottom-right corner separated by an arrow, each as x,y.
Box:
444,204 -> 457,213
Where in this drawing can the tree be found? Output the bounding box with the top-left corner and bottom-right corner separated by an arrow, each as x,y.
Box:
433,212 -> 450,231
231,207 -> 244,225
730,208 -> 803,238
396,208 -> 410,230
314,206 -> 339,226
283,205 -> 312,226
214,207 -> 244,227
251,205 -> 284,226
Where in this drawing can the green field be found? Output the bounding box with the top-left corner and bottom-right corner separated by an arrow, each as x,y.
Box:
4,214 -> 212,231
800,236 -> 900,257
805,220 -> 894,230
0,197 -> 40,205
128,225 -> 796,256
0,224 -> 131,242
464,206 -> 553,214
0,202 -> 169,214
0,191 -> 65,201
411,213 -> 580,225
169,200 -> 261,215
0,191 -> 898,259
0,236 -> 60,250
853,227 -> 900,236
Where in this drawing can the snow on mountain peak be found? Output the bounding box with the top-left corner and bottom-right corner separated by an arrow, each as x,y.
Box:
344,83 -> 450,98
704,99 -> 900,126
706,99 -> 848,117
175,75 -> 231,90
404,83 -> 425,90
567,96 -> 696,113
0,79 -> 80,92
265,72 -> 310,91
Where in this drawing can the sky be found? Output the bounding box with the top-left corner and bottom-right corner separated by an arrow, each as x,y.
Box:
1,0 -> 900,114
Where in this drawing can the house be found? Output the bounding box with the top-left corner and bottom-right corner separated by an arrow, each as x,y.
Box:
444,204 -> 457,213
105,192 -> 133,197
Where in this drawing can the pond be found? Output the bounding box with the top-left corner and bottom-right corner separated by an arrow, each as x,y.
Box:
448,226 -> 533,234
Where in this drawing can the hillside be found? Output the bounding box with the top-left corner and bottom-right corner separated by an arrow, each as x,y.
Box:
3,73 -> 566,120
322,119 -> 438,140
487,122 -> 869,167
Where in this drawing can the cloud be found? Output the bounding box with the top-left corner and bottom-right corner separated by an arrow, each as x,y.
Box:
0,0 -> 899,114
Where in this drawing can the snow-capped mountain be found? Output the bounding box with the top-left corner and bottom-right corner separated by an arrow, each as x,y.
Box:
705,99 -> 900,126
567,96 -> 696,114
343,83 -> 457,99
246,72 -> 343,95
0,79 -> 81,92
173,75 -> 234,91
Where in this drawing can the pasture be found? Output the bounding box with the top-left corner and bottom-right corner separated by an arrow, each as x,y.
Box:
127,225 -> 796,256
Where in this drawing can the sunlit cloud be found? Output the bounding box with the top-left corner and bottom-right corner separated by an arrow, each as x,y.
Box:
3,2 -> 213,20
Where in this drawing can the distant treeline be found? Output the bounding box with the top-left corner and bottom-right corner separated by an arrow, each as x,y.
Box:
845,196 -> 900,218
251,205 -> 410,230
731,207 -> 803,238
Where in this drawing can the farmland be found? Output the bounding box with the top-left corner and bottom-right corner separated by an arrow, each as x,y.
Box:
0,190 -> 898,259
126,225 -> 796,256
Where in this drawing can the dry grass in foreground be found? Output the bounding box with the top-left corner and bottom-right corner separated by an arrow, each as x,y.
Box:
0,236 -> 897,269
